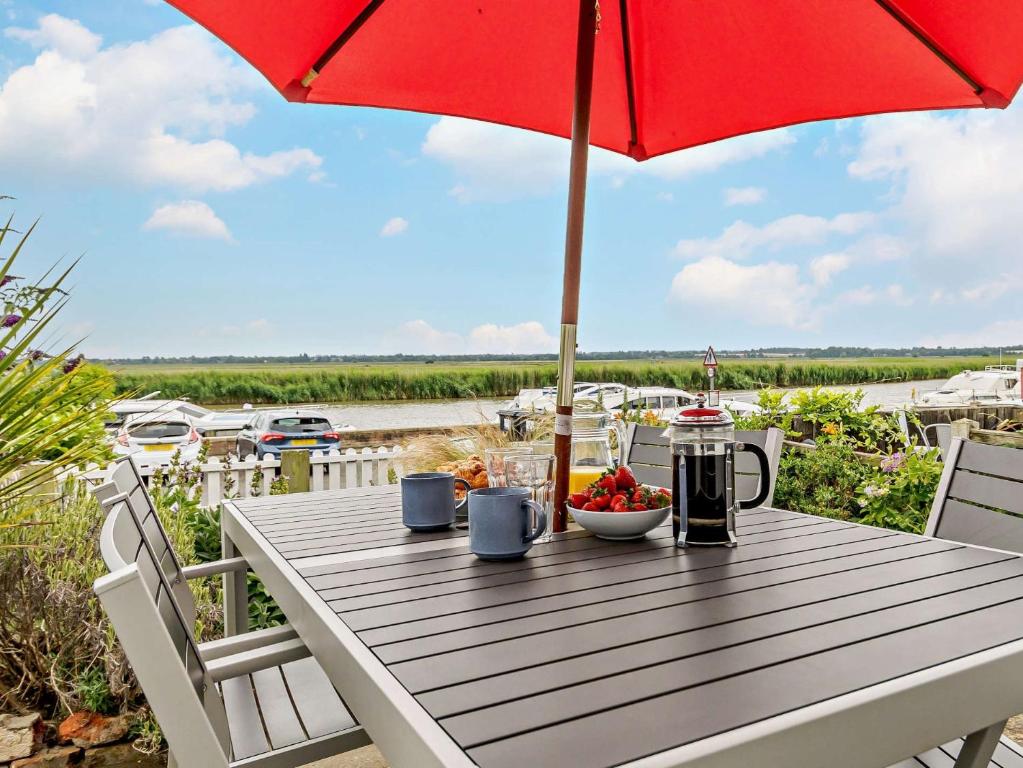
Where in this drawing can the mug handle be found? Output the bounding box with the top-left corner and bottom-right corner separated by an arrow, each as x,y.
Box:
736,442 -> 772,509
454,478 -> 472,515
522,499 -> 547,543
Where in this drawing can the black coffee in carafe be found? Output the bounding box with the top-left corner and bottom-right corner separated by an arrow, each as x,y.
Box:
664,406 -> 773,548
671,450 -> 732,545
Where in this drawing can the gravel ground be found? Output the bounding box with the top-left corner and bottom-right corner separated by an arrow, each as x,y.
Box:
301,745 -> 389,768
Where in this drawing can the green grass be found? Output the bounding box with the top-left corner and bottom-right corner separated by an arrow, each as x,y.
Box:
107,356 -> 1001,405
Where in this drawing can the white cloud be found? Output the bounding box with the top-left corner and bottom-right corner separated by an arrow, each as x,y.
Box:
656,192 -> 674,203
837,286 -> 878,306
724,186 -> 766,206
143,200 -> 233,241
669,256 -> 816,330
885,284 -> 913,307
380,216 -> 409,237
850,108 -> 1023,274
389,320 -> 557,355
921,321 -> 1023,349
5,13 -> 99,58
0,17 -> 322,192
674,211 -> 874,261
422,117 -> 794,201
808,253 -> 850,286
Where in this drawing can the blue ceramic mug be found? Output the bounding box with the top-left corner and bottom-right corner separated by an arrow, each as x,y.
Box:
401,472 -> 471,531
468,487 -> 547,560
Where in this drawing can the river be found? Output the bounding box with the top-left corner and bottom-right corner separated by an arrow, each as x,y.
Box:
217,379 -> 949,431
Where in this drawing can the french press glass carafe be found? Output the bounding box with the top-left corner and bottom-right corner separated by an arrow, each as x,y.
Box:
664,406 -> 772,547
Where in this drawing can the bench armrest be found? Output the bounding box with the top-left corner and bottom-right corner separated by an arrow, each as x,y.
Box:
198,624 -> 299,661
205,637 -> 310,682
180,557 -> 249,580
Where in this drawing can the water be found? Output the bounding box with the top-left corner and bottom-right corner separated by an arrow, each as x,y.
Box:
215,379 -> 947,431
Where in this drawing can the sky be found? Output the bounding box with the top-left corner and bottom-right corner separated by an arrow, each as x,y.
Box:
1,2 -> 1022,358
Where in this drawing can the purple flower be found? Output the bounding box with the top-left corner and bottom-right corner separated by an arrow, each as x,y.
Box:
0,275 -> 18,288
1,314 -> 21,328
27,349 -> 44,361
0,350 -> 6,361
881,452 -> 906,473
62,354 -> 84,374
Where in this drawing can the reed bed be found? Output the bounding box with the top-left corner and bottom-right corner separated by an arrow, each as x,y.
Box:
110,357 -> 1000,405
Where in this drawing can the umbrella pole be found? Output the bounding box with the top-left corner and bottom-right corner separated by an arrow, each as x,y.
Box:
553,0 -> 598,532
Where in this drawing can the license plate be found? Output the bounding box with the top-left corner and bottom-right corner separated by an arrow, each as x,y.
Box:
290,439 -> 317,447
145,444 -> 175,452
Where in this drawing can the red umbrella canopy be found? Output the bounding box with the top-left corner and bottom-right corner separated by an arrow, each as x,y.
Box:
169,0 -> 1023,161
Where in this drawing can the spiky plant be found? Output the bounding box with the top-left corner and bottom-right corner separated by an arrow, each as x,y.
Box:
0,217 -> 114,517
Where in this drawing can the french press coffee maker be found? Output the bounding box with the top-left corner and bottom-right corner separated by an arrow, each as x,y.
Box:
664,403 -> 772,547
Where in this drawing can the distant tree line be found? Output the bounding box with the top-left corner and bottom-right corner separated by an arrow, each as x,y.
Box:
98,345 -> 1023,367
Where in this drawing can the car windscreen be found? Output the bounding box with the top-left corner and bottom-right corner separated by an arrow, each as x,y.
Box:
270,417 -> 332,434
129,422 -> 190,439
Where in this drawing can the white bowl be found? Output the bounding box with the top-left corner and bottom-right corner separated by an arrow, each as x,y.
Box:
568,504 -> 671,540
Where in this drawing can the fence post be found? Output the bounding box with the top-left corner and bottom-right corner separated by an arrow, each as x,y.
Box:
281,450 -> 310,493
951,418 -> 978,441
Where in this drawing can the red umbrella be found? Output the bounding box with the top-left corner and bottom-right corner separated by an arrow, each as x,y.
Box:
169,0 -> 1023,529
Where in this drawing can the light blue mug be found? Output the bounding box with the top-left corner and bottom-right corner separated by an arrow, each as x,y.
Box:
468,487 -> 547,560
401,472 -> 471,531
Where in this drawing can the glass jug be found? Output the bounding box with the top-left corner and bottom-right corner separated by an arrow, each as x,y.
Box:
568,411 -> 627,495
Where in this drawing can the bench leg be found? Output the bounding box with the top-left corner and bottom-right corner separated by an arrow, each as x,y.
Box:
954,720 -> 1007,768
222,528 -> 248,636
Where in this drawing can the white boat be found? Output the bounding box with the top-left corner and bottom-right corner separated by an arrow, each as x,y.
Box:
919,365 -> 1023,406
505,382 -> 761,420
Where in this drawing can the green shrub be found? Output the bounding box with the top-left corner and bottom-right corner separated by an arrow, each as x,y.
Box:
856,449 -> 943,533
773,443 -> 876,521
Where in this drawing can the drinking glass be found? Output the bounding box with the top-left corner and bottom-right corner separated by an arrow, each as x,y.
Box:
504,454 -> 556,544
485,446 -> 533,488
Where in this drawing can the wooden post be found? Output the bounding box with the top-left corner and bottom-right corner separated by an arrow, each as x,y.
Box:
280,450 -> 310,494
552,0 -> 598,532
951,418 -> 978,441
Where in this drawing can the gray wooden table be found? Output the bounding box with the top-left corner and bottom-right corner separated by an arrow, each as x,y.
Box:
222,485 -> 1023,768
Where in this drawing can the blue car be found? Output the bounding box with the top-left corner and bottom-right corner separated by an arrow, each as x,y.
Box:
235,410 -> 341,459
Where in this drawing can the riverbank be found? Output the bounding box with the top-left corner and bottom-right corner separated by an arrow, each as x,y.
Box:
109,357 -> 998,405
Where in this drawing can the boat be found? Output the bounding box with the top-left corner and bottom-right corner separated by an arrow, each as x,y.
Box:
918,365 -> 1023,406
505,383 -> 761,420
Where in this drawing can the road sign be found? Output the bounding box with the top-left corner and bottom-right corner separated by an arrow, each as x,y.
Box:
703,346 -> 718,368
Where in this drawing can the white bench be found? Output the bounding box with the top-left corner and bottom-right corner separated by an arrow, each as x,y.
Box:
92,459 -> 371,767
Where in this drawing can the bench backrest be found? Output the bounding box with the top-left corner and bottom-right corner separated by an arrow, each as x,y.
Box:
94,495 -> 231,767
92,458 -> 196,627
926,438 -> 1023,554
624,424 -> 784,507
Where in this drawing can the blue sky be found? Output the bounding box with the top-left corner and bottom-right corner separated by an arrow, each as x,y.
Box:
2,1 -> 1022,357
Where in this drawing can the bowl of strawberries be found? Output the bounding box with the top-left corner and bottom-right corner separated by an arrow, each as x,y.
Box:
567,466 -> 672,541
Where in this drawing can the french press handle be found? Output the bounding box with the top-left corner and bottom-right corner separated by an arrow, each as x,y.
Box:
735,442 -> 772,509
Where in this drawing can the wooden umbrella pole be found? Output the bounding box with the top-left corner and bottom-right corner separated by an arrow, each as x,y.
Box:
553,0 -> 598,532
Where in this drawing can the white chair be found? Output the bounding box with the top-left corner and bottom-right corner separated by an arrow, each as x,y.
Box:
92,465 -> 371,767
624,423 -> 784,508
895,436 -> 1023,767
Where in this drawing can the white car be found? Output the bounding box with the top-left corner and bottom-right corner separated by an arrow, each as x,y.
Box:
113,410 -> 203,467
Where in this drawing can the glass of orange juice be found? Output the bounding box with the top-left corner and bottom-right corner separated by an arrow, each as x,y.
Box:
568,465 -> 606,496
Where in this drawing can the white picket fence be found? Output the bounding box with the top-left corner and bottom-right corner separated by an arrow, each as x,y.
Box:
73,447 -> 401,508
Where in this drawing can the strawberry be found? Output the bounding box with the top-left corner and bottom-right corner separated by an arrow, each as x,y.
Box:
632,503 -> 648,511
614,466 -> 637,491
596,473 -> 618,495
593,492 -> 611,510
612,502 -> 628,513
610,493 -> 627,508
631,490 -> 645,503
569,493 -> 590,509
581,502 -> 598,511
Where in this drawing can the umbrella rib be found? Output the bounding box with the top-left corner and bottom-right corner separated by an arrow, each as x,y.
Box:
871,0 -> 983,96
301,0 -> 388,87
619,0 -> 640,155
